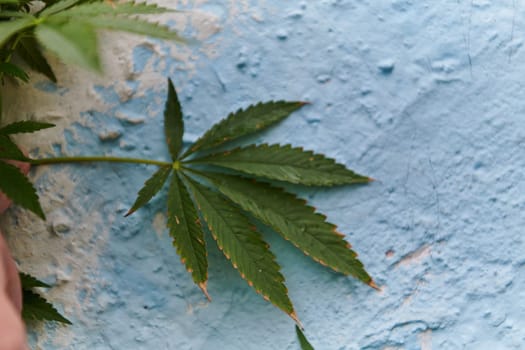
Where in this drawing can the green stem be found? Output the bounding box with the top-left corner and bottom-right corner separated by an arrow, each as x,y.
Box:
29,156 -> 172,167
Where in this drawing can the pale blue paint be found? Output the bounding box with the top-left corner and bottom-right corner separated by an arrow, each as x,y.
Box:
31,1 -> 525,349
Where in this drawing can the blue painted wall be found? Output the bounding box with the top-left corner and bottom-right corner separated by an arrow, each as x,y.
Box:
2,1 -> 525,349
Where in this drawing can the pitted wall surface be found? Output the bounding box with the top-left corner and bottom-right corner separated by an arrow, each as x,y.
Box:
1,1 -> 524,349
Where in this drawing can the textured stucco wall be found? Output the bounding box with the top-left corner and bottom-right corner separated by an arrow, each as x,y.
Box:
1,1 -> 525,349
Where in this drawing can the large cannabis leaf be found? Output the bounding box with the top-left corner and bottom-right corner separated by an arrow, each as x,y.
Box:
126,79 -> 376,324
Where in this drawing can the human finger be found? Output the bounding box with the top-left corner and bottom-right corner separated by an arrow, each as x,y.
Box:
0,292 -> 28,350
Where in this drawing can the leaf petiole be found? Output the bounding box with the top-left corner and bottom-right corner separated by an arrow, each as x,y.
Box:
29,156 -> 171,167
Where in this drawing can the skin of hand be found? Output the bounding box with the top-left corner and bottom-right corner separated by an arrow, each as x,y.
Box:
0,159 -> 30,350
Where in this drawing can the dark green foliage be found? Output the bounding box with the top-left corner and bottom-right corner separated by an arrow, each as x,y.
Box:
2,51 -> 375,344
198,172 -> 373,284
0,135 -> 28,160
0,161 -> 44,219
0,121 -> 54,219
167,174 -> 208,296
0,0 -> 183,336
0,61 -> 28,81
296,326 -> 315,350
164,78 -> 184,159
183,174 -> 295,317
0,120 -> 54,134
0,0 -> 182,77
189,143 -> 371,186
124,79 -> 375,323
20,272 -> 71,324
125,165 -> 171,217
183,101 -> 306,158
19,272 -> 51,288
16,36 -> 57,82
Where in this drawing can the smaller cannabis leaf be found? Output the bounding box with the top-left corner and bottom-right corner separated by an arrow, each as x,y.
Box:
125,165 -> 172,217
0,120 -> 54,135
126,79 -> 376,324
0,120 -> 54,219
20,272 -> 71,325
181,100 -> 307,158
0,61 -> 29,82
0,0 -> 183,79
296,326 -> 315,350
19,272 -> 51,289
16,36 -> 57,83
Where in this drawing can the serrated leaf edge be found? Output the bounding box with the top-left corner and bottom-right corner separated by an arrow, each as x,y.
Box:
125,165 -> 172,217
184,100 -> 308,158
180,172 -> 299,323
187,143 -> 372,186
167,172 -> 209,299
191,170 -> 374,285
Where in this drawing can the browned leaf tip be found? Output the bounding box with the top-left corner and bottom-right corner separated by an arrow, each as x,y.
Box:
367,177 -> 376,182
124,209 -> 135,217
368,280 -> 381,291
199,282 -> 212,301
290,311 -> 303,330
299,101 -> 311,106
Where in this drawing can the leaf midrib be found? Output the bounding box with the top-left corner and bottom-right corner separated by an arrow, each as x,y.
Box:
191,182 -> 275,277
220,184 -> 354,272
170,174 -> 206,279
191,158 -> 341,172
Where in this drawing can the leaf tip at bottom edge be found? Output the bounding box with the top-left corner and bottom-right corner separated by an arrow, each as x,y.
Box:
199,282 -> 212,301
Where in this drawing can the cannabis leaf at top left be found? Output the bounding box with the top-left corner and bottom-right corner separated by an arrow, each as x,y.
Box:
0,0 -> 183,73
0,121 -> 54,219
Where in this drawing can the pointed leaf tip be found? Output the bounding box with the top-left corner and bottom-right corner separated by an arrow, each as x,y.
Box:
126,166 -> 171,216
201,173 -> 372,283
22,289 -> 71,325
183,101 -> 306,158
369,280 -> 380,291
0,161 -> 45,220
190,144 -> 371,186
290,311 -> 302,329
0,121 -> 55,135
199,282 -> 211,301
182,176 -> 295,316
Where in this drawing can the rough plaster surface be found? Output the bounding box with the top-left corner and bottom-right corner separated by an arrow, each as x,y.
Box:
1,0 -> 525,349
